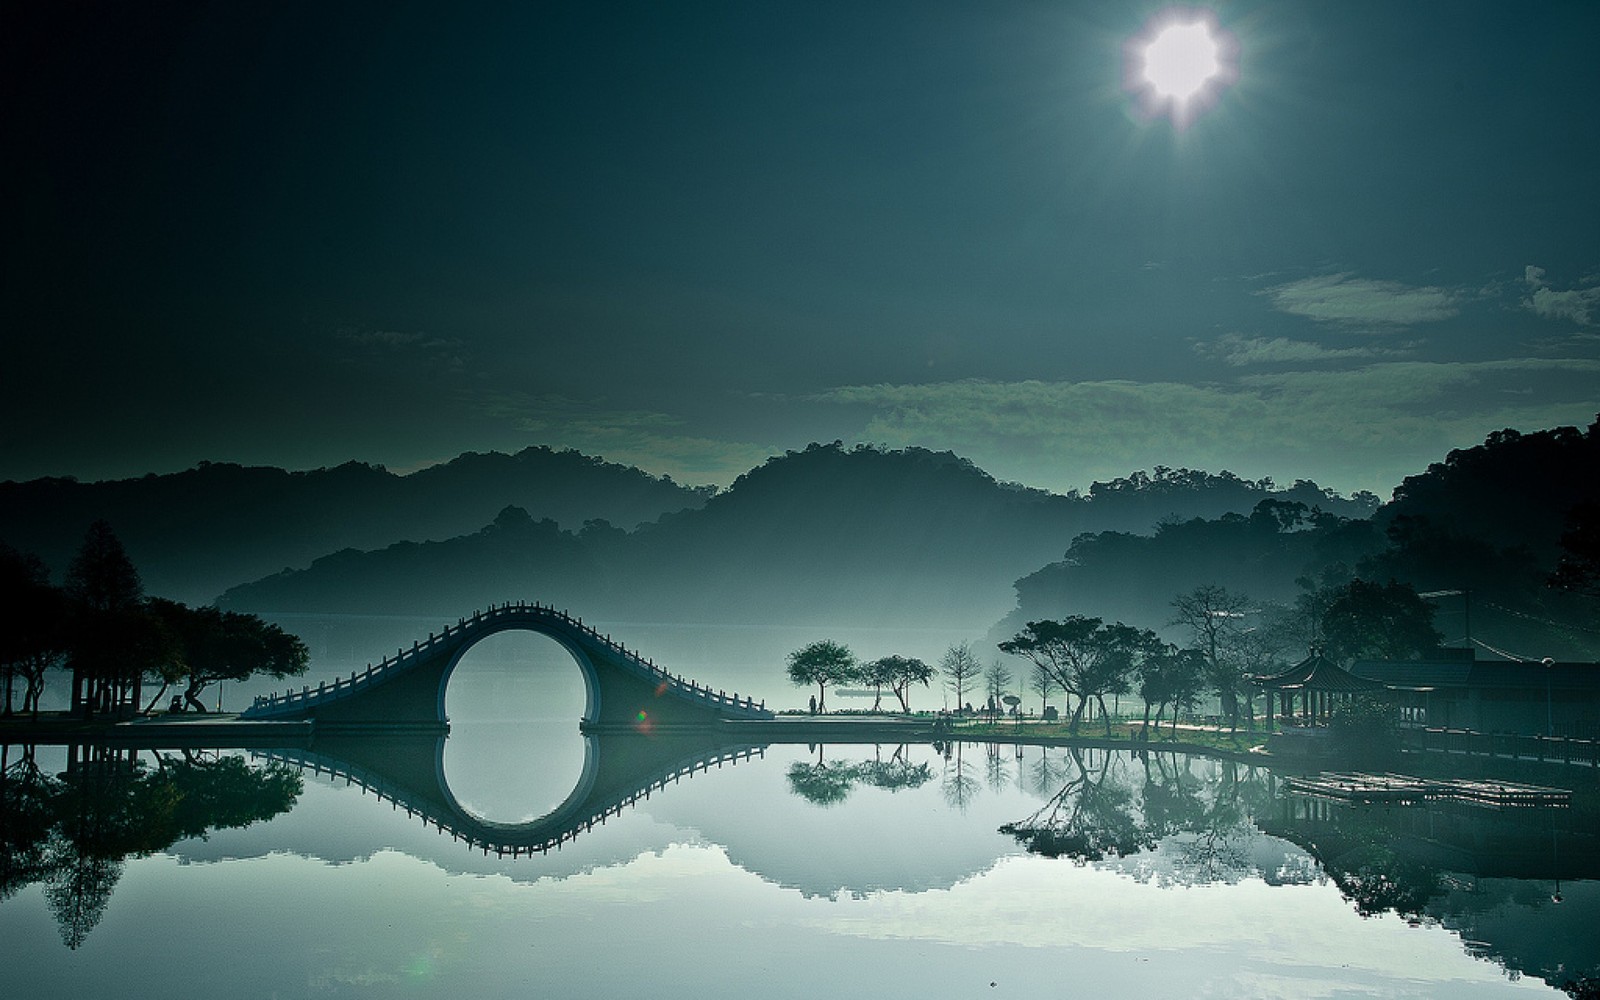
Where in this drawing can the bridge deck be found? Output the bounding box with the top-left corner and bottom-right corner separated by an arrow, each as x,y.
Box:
243,602 -> 773,724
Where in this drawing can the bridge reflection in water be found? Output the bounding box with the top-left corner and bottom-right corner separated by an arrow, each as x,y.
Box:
257,730 -> 765,857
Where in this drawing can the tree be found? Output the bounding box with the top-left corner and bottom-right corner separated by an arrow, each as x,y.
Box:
983,660 -> 1013,720
939,642 -> 981,712
999,618 -> 1155,734
0,544 -> 69,718
1029,661 -> 1054,715
1170,585 -> 1251,729
867,654 -> 934,713
1551,501 -> 1600,598
63,522 -> 145,716
149,602 -> 309,712
1137,645 -> 1208,736
1321,579 -> 1443,664
785,640 -> 857,713
859,655 -> 892,711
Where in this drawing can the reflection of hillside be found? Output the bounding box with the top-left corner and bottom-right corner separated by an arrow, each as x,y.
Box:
1257,795 -> 1600,990
998,746 -> 1600,991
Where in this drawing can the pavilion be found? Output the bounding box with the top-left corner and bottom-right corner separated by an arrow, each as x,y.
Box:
1254,650 -> 1384,728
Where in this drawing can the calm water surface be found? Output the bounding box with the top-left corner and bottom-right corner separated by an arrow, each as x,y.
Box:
4,652 -> 1596,999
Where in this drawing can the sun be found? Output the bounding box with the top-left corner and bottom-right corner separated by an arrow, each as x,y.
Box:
1125,10 -> 1236,126
1142,21 -> 1220,101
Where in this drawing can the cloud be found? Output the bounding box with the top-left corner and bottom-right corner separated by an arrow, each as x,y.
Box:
810,359 -> 1600,497
339,329 -> 463,353
1522,264 -> 1600,326
336,328 -> 469,372
1262,274 -> 1458,329
1194,334 -> 1406,367
466,390 -> 775,487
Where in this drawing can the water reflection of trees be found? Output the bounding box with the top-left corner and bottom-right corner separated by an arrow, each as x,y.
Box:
936,741 -> 980,812
1003,746 -> 1600,994
0,745 -> 301,948
785,744 -> 933,807
1002,748 -> 1293,887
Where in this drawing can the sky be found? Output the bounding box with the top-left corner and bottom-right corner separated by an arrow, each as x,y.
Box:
4,0 -> 1597,498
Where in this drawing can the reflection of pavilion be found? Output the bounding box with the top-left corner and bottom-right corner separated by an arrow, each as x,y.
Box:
1254,651 -> 1383,728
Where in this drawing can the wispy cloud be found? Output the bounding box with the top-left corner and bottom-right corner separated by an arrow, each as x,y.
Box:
337,328 -> 469,372
1193,333 -> 1407,367
1523,265 -> 1600,326
811,360 -> 1600,496
1262,273 -> 1458,329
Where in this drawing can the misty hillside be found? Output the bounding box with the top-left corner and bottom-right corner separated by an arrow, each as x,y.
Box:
1001,419 -> 1600,660
218,442 -> 1376,631
0,447 -> 712,604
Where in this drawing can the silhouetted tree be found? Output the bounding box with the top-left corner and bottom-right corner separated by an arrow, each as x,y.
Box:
147,601 -> 308,712
1000,618 -> 1156,733
983,659 -> 1013,721
63,522 -> 145,715
1170,585 -> 1252,729
1028,661 -> 1054,715
0,543 -> 69,717
939,642 -> 981,712
1137,645 -> 1208,736
865,654 -> 933,713
785,640 -> 857,714
1321,579 -> 1443,663
1551,501 -> 1600,598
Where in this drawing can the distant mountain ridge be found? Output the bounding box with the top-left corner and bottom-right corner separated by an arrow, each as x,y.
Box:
0,447 -> 713,605
1001,418 -> 1600,660
215,442 -> 1378,632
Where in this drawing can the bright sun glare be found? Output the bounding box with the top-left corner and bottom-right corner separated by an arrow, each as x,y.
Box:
1142,21 -> 1220,101
1124,11 -> 1234,127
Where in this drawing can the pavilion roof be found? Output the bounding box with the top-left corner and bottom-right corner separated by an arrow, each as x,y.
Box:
1252,652 -> 1385,693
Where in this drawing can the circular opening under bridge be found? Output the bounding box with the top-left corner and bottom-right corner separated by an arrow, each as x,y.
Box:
442,631 -> 589,824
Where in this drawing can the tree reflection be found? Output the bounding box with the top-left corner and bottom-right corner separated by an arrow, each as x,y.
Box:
1000,747 -> 1149,861
786,744 -> 933,807
937,741 -> 981,813
0,745 -> 301,948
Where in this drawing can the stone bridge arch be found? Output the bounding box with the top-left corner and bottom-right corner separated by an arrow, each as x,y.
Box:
243,603 -> 773,732
260,730 -> 767,856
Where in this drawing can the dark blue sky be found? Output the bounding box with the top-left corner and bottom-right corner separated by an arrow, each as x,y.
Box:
5,1 -> 1597,495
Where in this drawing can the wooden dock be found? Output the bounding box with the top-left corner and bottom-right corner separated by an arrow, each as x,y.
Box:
1283,771 -> 1571,808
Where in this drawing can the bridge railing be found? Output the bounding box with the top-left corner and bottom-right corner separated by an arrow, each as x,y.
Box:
256,742 -> 766,857
246,600 -> 770,718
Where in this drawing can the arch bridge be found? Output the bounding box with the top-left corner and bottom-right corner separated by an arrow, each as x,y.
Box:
256,729 -> 766,857
242,602 -> 773,731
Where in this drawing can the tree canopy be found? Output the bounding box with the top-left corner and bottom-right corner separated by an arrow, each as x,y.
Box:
785,640 -> 857,713
864,654 -> 934,713
999,617 -> 1159,733
1321,579 -> 1443,663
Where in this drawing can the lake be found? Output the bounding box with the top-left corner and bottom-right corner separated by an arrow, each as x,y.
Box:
3,649 -> 1596,998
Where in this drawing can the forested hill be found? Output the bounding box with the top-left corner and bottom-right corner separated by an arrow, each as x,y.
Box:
1001,418 -> 1600,661
0,447 -> 712,605
217,442 -> 1375,631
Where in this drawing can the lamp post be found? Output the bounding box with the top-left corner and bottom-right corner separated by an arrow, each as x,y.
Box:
1543,657 -> 1554,738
